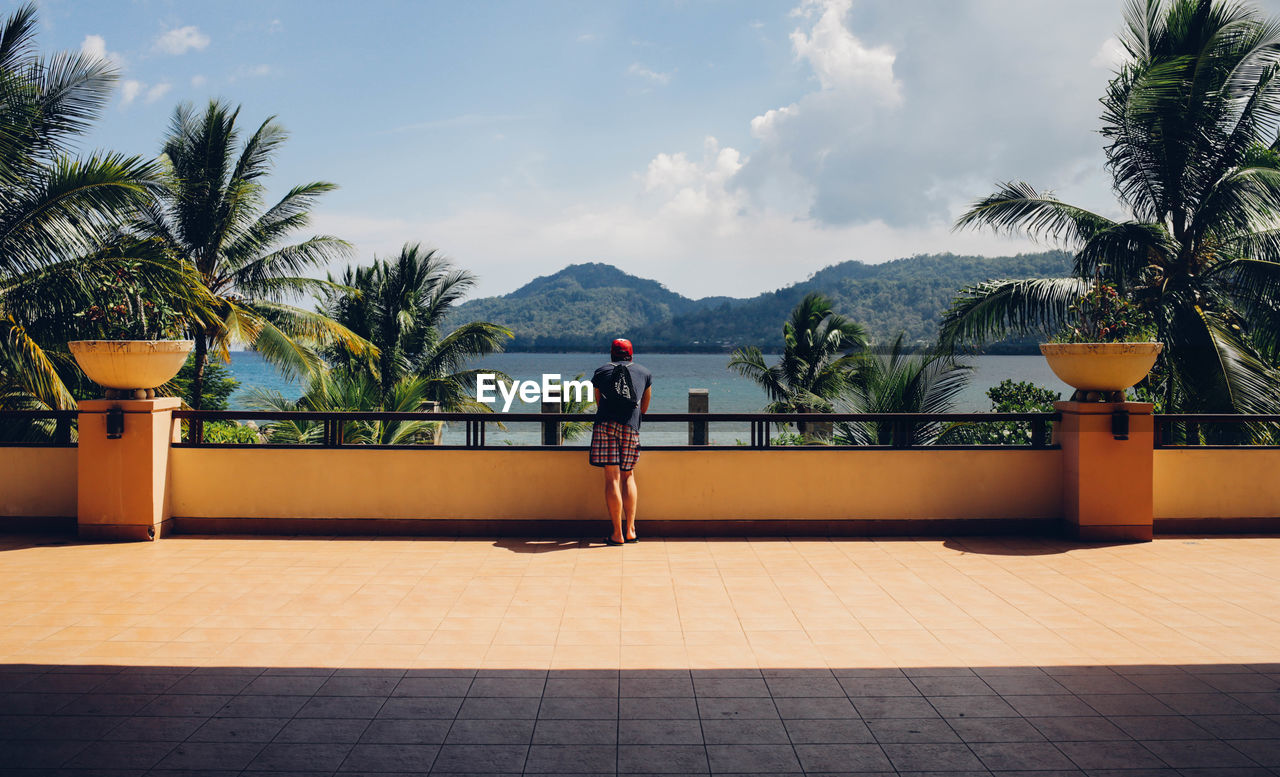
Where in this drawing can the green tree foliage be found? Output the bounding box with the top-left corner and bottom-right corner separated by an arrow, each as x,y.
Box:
319,243 -> 511,411
248,372 -> 443,445
836,336 -> 971,445
0,4 -> 195,409
558,373 -> 596,442
941,380 -> 1062,445
729,293 -> 866,439
137,99 -> 368,409
942,0 -> 1280,415
171,355 -> 239,411
200,420 -> 260,444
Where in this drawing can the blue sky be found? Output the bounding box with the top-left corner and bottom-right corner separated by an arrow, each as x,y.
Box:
28,0 -> 1280,298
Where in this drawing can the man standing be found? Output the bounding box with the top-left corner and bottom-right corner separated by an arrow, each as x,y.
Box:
589,338 -> 652,546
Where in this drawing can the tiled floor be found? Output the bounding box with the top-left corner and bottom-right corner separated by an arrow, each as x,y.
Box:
0,533 -> 1278,775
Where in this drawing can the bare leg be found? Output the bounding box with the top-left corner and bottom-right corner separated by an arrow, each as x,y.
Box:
603,466 -> 624,543
621,469 -> 638,540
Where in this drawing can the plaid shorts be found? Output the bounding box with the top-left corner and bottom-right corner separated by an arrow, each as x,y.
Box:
589,421 -> 641,471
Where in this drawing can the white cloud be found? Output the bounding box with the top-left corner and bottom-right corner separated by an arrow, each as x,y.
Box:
191,74 -> 207,87
310,0 -> 1129,299
80,34 -> 106,60
312,192 -> 1029,300
145,83 -> 172,103
576,32 -> 596,43
627,62 -> 673,85
154,25 -> 210,55
789,0 -> 900,104
728,0 -> 1121,228
749,105 -> 797,142
80,34 -> 123,68
229,64 -> 273,81
1091,37 -> 1129,70
120,80 -> 142,105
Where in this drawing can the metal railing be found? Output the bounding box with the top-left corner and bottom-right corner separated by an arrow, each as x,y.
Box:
6,407 -> 1280,449
0,410 -> 77,446
170,409 -> 1060,450
1155,414 -> 1280,448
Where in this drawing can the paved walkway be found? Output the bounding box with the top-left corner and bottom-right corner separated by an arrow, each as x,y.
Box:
0,534 -> 1278,774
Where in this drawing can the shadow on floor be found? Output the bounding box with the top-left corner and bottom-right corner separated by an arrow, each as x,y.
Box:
1,661 -> 1278,775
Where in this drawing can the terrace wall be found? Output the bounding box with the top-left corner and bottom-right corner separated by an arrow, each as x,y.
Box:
0,447 -> 76,520
5,402 -> 1280,539
166,447 -> 1061,534
1154,449 -> 1280,529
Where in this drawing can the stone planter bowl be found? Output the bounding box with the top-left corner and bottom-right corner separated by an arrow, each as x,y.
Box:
69,340 -> 194,398
1040,342 -> 1163,393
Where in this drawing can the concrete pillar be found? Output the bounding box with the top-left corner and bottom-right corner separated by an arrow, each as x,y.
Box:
76,398 -> 180,541
541,400 -> 562,446
688,388 -> 708,445
1054,400 -> 1154,542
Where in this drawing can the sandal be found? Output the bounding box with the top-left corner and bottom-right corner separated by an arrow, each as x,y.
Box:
602,536 -> 625,546
625,536 -> 639,544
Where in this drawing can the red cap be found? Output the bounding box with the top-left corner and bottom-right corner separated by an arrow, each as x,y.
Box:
610,338 -> 633,360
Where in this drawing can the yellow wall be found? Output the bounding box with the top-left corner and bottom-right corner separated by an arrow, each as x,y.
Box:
1155,449 -> 1280,520
169,448 -> 1062,521
0,447 -> 77,517
11,445 -> 1280,528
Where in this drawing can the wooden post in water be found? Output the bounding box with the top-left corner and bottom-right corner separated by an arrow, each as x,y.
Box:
541,400 -> 562,446
689,388 -> 709,445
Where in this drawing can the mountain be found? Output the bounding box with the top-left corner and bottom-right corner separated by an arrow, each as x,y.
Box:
447,251 -> 1075,352
448,263 -> 733,350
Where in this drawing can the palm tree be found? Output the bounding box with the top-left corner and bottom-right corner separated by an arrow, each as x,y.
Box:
837,335 -> 971,445
137,100 -> 368,409
0,4 -> 172,408
941,0 -> 1280,415
729,292 -> 866,437
319,243 -> 512,411
248,371 -> 442,445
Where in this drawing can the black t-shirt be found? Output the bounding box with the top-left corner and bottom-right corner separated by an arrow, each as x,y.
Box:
592,361 -> 652,430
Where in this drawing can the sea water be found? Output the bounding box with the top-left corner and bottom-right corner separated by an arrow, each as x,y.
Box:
223,351 -> 1068,445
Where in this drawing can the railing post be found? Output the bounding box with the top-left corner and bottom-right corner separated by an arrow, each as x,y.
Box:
1055,400 -> 1154,542
54,416 -> 71,445
750,420 -> 771,448
1031,417 -> 1048,449
77,398 -> 181,541
541,400 -> 562,446
891,418 -> 910,449
688,389 -> 708,446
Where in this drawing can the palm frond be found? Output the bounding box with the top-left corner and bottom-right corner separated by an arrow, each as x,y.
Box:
939,277 -> 1089,348
953,183 -> 1118,245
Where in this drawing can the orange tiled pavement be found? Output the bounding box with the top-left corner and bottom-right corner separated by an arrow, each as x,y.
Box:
3,533 -> 1280,775
1,534 -> 1278,670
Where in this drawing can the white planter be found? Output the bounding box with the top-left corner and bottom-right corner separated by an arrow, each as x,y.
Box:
69,340 -> 194,399
1040,342 -> 1162,397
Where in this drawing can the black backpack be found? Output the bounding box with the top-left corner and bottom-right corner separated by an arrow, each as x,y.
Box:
600,362 -> 638,408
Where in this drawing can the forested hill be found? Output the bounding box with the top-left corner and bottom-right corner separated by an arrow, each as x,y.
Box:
447,251 -> 1074,352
